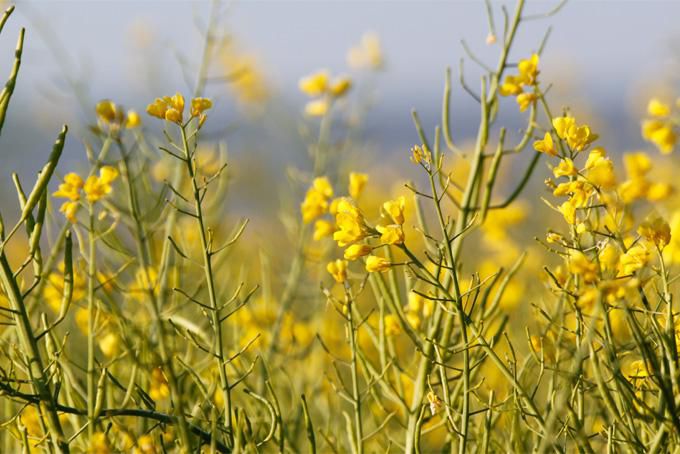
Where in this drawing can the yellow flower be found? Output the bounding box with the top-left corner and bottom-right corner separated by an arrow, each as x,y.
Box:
327,259 -> 348,283
301,177 -> 333,223
313,176 -> 334,198
349,172 -> 368,199
648,98 -> 671,117
149,367 -> 170,401
383,196 -> 406,225
499,75 -> 523,97
377,224 -> 405,245
299,70 -> 329,96
384,314 -> 401,335
407,291 -> 424,313
190,97 -> 213,117
553,116 -> 597,151
344,244 -> 372,260
618,243 -> 650,276
516,92 -> 536,112
365,255 -> 391,272
624,152 -> 652,179
330,76 -> 352,97
406,311 -> 421,329
313,219 -> 335,241
517,53 -> 539,85
584,147 -> 616,189
598,243 -> 620,272
96,100 -> 123,124
410,144 -> 432,165
54,172 -> 84,201
347,32 -> 383,70
533,132 -> 557,156
638,216 -> 671,250
59,201 -> 79,223
146,92 -> 185,124
90,431 -> 111,453
553,158 -> 577,178
304,99 -> 329,117
125,110 -> 141,128
568,251 -> 598,283
333,199 -> 367,246
558,200 -> 577,225
642,119 -> 676,154
83,166 -> 119,202
98,332 -> 120,357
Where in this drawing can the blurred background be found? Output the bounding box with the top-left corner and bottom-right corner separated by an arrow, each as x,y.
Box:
0,0 -> 679,227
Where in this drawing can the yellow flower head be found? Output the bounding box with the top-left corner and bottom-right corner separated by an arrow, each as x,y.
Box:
638,216 -> 671,250
499,75 -> 523,97
83,166 -> 119,203
96,100 -> 124,124
125,110 -> 141,128
327,259 -> 348,283
533,132 -> 557,156
517,53 -> 539,85
383,196 -> 406,225
344,243 -> 372,261
313,219 -> 335,241
333,199 -> 367,246
54,172 -> 84,201
348,172 -> 368,199
553,116 -> 598,152
642,119 -> 676,154
330,76 -> 352,97
376,224 -> 405,245
146,92 -> 185,124
347,32 -> 383,70
59,201 -> 80,223
648,98 -> 671,117
304,99 -> 329,117
191,97 -> 213,117
516,92 -> 537,112
553,158 -> 577,178
410,144 -> 432,165
299,70 -> 329,96
384,314 -> 401,335
618,243 -> 650,276
365,255 -> 391,273
301,177 -> 333,223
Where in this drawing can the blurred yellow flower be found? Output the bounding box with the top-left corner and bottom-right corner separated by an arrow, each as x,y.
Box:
313,219 -> 335,241
638,216 -> 671,250
327,259 -> 348,283
349,172 -> 368,199
299,70 -> 329,96
366,255 -> 391,272
347,32 -> 383,70
383,196 -> 406,225
304,99 -> 330,117
648,98 -> 671,117
84,166 -> 119,202
344,244 -> 371,261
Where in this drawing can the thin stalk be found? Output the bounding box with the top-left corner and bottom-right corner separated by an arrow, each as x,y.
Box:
345,289 -> 363,454
86,204 -> 96,440
180,125 -> 233,445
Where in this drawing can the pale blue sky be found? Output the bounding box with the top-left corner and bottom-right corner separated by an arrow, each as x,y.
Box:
0,1 -> 679,184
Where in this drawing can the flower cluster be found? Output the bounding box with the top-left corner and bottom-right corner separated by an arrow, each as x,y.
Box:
53,166 -> 119,222
641,97 -> 678,154
298,70 -> 352,116
146,92 -> 213,126
499,53 -> 540,111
